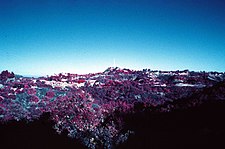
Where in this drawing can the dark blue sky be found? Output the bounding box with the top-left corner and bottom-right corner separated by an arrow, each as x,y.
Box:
0,0 -> 225,75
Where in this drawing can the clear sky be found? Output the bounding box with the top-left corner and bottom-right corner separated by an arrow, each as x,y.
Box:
0,0 -> 225,76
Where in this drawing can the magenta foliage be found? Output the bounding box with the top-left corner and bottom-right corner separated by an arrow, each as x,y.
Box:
0,68 -> 225,148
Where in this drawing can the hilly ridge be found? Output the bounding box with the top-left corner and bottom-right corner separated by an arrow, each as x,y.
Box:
0,68 -> 225,148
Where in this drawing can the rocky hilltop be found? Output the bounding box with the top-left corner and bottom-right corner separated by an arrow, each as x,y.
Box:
0,67 -> 225,148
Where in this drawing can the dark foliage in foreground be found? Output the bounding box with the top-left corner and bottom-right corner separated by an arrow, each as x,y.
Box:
118,100 -> 225,149
1,100 -> 225,149
0,113 -> 85,149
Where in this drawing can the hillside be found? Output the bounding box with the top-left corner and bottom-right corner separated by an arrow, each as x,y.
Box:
0,68 -> 225,148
